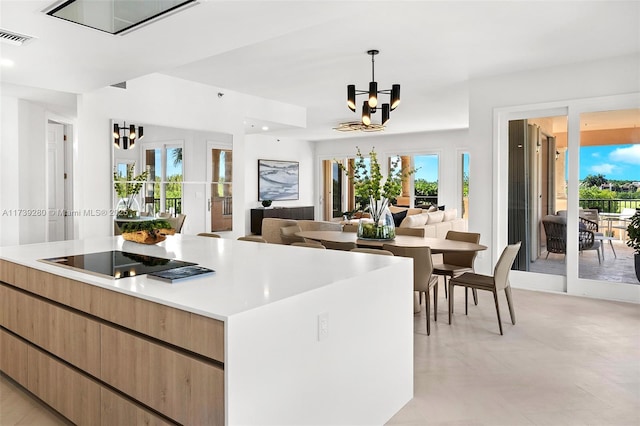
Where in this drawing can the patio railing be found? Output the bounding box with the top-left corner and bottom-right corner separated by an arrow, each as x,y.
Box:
579,198 -> 640,213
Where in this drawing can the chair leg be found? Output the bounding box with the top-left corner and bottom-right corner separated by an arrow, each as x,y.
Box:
433,283 -> 438,322
472,288 -> 478,305
505,286 -> 516,325
425,290 -> 431,336
492,289 -> 503,335
465,287 -> 468,315
448,282 -> 454,324
443,276 -> 448,298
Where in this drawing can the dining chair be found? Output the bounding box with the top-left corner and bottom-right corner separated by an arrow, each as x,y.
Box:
448,242 -> 521,335
237,236 -> 267,243
432,231 -> 481,303
321,240 -> 357,251
350,248 -> 394,256
291,242 -> 326,249
382,244 -> 438,336
198,232 -> 221,238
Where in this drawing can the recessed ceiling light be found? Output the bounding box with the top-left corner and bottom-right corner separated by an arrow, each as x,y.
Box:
262,126 -> 269,131
0,58 -> 14,67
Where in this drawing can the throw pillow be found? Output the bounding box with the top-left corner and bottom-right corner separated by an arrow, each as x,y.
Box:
443,208 -> 458,222
400,213 -> 428,228
427,211 -> 445,224
388,205 -> 406,214
392,210 -> 408,227
437,205 -> 446,211
427,205 -> 438,212
280,225 -> 305,244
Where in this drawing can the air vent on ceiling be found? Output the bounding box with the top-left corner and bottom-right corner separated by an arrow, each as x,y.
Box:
0,29 -> 34,46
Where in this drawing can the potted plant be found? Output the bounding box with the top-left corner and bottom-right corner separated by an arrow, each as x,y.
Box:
261,199 -> 273,208
121,219 -> 175,244
113,164 -> 149,218
338,147 -> 414,240
626,210 -> 640,281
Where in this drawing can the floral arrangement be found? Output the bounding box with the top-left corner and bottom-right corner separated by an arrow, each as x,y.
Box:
113,163 -> 149,218
338,147 -> 415,238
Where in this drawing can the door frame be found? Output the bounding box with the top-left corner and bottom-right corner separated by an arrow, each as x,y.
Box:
45,113 -> 75,241
494,93 -> 640,303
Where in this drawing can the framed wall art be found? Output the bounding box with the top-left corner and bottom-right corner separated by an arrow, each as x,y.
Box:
258,159 -> 299,201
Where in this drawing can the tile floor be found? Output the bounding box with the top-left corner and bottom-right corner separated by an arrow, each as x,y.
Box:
529,238 -> 638,284
1,288 -> 639,426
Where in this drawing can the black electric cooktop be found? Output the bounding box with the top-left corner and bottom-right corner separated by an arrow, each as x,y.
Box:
40,250 -> 196,279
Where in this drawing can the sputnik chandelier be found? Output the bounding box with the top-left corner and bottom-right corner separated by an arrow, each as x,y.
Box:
335,49 -> 400,132
113,122 -> 143,150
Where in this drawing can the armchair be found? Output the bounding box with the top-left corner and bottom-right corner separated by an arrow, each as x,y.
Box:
541,215 -> 601,263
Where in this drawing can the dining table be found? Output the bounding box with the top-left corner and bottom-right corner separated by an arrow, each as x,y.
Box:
296,230 -> 487,316
295,230 -> 487,253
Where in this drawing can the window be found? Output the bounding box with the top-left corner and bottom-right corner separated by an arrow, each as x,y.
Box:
144,143 -> 183,216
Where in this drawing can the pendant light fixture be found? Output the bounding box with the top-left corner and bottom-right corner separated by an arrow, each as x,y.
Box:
337,50 -> 400,132
113,122 -> 143,149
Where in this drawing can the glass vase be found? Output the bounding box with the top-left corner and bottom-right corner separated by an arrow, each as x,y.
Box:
116,197 -> 140,219
357,198 -> 396,240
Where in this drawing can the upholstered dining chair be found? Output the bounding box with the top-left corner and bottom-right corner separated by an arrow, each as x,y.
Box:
382,244 -> 438,336
432,231 -> 481,303
448,242 -> 521,335
237,236 -> 267,243
350,248 -> 394,256
320,240 -> 357,251
291,242 -> 326,249
198,232 -> 221,238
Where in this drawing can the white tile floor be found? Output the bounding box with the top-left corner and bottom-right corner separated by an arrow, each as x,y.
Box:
1,287 -> 639,426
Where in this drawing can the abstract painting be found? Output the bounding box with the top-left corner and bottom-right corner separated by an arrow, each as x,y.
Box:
258,159 -> 299,201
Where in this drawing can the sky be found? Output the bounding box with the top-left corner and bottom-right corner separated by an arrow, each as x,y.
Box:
413,155 -> 440,182
579,144 -> 640,181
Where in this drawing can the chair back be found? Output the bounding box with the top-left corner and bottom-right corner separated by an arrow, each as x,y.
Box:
237,236 -> 267,243
174,214 -> 186,233
541,214 -> 566,254
442,231 -> 481,267
350,248 -> 394,256
198,232 -> 221,238
382,244 -> 433,292
493,242 -> 521,291
291,242 -> 326,249
321,240 -> 357,251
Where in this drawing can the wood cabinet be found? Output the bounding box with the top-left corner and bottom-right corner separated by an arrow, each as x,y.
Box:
250,206 -> 314,234
0,260 -> 225,425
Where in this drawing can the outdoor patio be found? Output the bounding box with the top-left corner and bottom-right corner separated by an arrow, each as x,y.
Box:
530,237 -> 639,284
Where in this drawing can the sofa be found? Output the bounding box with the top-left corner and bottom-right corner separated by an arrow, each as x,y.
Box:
260,218 -> 343,244
388,205 -> 467,238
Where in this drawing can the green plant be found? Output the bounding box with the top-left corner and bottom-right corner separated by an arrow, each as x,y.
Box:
114,163 -> 149,215
626,211 -> 640,254
121,220 -> 172,233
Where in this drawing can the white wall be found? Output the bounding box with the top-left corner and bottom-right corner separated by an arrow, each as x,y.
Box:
243,134 -> 316,233
468,53 -> 640,276
0,96 -> 20,246
75,73 -> 306,240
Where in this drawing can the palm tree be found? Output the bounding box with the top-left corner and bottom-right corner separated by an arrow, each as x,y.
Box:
171,148 -> 182,167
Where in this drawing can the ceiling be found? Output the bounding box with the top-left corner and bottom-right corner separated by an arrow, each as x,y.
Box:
1,0 -> 638,141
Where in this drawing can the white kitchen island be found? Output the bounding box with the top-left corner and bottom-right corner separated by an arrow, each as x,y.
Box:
0,235 -> 413,425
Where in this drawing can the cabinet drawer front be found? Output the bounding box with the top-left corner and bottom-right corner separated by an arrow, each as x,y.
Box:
0,284 -> 101,376
1,261 -> 225,364
101,387 -> 174,426
0,329 -> 28,387
27,343 -> 101,426
101,326 -> 224,425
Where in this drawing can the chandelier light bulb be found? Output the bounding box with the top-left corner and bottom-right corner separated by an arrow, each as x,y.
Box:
368,81 -> 378,108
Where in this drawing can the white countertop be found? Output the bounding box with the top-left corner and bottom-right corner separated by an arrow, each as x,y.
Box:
0,235 -> 408,321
